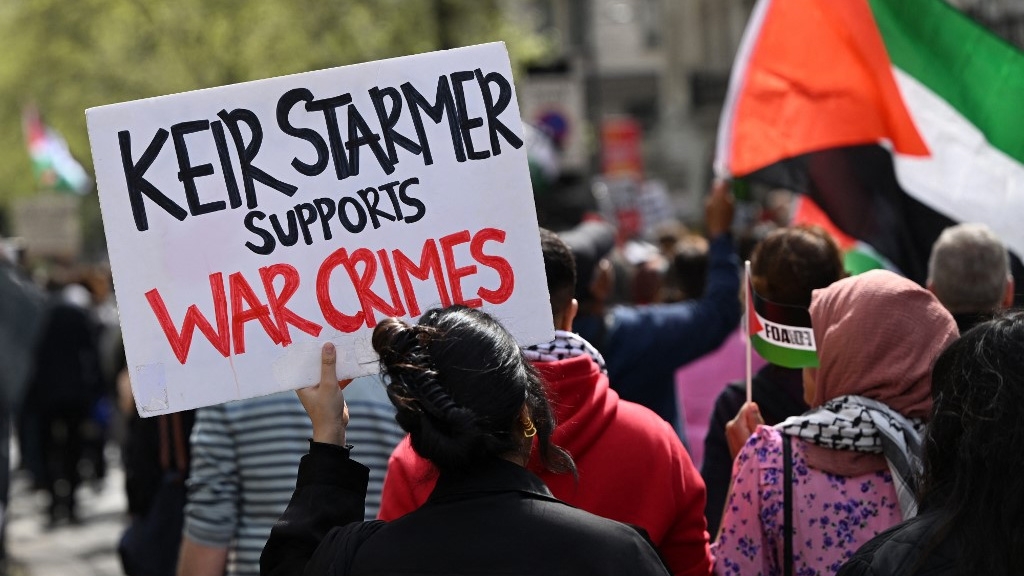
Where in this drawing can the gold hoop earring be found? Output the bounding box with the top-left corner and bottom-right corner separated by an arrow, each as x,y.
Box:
522,416 -> 537,438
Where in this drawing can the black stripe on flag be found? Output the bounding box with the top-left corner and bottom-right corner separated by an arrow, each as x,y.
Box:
752,289 -> 812,329
745,143 -> 1024,302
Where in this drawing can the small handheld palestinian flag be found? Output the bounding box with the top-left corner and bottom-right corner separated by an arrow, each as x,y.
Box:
745,261 -> 818,388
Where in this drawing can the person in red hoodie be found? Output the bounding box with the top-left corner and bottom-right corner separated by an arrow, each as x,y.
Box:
378,227 -> 713,576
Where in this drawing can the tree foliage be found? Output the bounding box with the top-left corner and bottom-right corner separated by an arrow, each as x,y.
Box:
0,0 -> 548,219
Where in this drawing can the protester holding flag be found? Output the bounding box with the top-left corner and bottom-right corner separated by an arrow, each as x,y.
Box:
837,311 -> 1024,575
712,270 -> 957,576
702,225 -> 846,538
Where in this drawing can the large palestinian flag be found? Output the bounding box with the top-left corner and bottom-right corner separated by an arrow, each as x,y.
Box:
716,0 -> 1024,286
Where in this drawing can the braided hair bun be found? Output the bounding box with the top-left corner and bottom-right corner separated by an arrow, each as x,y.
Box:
372,307 -> 573,475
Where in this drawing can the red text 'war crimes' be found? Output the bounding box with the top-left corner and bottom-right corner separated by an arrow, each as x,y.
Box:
144,228 -> 515,365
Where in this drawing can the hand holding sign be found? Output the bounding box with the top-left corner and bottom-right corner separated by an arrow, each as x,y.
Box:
295,343 -> 352,447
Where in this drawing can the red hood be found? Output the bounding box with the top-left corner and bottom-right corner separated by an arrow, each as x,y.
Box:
530,354 -> 619,469
382,354 -> 624,518
379,353 -> 712,576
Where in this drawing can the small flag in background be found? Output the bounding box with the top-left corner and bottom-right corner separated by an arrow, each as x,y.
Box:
716,0 -> 1024,286
746,268 -> 818,369
791,195 -> 895,276
23,106 -> 92,195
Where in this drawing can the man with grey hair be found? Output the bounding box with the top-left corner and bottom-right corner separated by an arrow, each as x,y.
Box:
927,222 -> 1014,333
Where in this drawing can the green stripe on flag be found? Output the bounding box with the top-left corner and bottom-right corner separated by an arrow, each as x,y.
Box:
843,249 -> 883,276
869,0 -> 1024,165
752,335 -> 819,369
843,242 -> 893,276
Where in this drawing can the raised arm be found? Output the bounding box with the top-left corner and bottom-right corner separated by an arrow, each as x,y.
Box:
260,343 -> 367,576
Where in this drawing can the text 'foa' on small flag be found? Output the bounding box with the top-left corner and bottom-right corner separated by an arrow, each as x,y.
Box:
746,267 -> 818,369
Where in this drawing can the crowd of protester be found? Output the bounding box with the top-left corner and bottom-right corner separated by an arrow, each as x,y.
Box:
2,177 -> 1023,575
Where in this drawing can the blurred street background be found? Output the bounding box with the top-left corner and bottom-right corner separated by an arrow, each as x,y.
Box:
7,443 -> 124,576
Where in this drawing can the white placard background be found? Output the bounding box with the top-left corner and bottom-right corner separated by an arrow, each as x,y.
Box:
87,43 -> 552,416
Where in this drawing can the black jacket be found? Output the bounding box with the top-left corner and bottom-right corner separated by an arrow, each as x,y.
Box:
837,511 -> 958,576
261,443 -> 670,576
26,300 -> 103,414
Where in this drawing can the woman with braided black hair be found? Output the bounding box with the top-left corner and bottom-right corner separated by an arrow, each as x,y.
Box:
261,305 -> 670,576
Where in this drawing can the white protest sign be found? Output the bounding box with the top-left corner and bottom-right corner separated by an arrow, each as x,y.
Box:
87,42 -> 553,416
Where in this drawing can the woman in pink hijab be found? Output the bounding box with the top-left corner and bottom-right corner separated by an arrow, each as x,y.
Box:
711,270 -> 958,576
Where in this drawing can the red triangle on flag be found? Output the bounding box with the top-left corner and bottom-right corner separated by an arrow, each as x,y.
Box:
791,195 -> 857,251
22,105 -> 47,151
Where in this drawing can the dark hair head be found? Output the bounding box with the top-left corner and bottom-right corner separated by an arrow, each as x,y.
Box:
372,306 -> 574,475
558,221 -> 616,305
750,225 -> 845,306
919,311 -> 1024,573
539,228 -> 576,320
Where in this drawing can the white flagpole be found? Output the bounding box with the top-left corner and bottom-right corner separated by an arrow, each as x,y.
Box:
745,260 -> 753,405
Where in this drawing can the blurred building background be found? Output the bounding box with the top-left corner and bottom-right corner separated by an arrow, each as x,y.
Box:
951,0 -> 1024,46
1,0 -> 1022,264
516,0 -> 756,222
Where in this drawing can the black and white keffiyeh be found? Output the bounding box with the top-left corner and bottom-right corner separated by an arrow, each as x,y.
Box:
522,330 -> 607,374
776,395 -> 925,519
